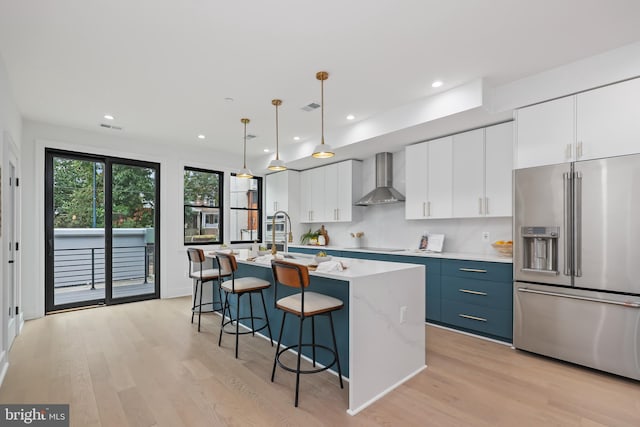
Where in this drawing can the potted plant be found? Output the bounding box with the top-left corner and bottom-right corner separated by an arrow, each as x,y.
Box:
300,228 -> 320,245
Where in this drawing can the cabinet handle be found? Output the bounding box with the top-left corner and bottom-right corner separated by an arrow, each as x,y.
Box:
565,143 -> 572,160
485,197 -> 489,215
422,202 -> 426,217
336,208 -> 339,221
459,314 -> 487,322
459,268 -> 487,273
459,289 -> 488,296
577,141 -> 583,159
427,201 -> 431,217
478,197 -> 483,215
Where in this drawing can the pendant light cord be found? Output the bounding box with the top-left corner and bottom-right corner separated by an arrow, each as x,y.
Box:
321,77 -> 325,145
243,120 -> 247,168
275,102 -> 280,160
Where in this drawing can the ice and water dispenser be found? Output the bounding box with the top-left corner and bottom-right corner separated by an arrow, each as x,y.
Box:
521,226 -> 559,273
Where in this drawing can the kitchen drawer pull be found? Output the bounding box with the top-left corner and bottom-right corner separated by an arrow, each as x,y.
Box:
517,287 -> 640,308
459,314 -> 487,322
520,268 -> 559,276
459,289 -> 487,296
458,268 -> 487,273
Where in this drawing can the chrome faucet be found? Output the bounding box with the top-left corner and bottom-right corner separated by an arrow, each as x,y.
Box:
271,210 -> 293,255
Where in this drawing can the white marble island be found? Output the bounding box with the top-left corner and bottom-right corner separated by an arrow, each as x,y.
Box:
212,251 -> 426,415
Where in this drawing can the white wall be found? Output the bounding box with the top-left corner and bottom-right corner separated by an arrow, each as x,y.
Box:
302,150 -> 512,254
20,120 -> 246,320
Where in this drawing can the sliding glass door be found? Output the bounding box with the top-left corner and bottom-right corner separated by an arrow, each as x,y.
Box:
45,149 -> 160,312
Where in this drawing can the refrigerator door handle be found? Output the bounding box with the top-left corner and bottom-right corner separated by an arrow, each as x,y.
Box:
574,171 -> 582,277
517,287 -> 640,308
563,172 -> 572,276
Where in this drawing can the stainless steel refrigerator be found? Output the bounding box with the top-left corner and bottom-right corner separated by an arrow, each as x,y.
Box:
514,153 -> 640,381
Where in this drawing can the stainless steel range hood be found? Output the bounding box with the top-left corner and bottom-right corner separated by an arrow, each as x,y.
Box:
355,152 -> 405,206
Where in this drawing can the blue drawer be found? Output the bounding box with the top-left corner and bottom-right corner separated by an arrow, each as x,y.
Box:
441,276 -> 512,309
441,299 -> 512,339
442,259 -> 512,282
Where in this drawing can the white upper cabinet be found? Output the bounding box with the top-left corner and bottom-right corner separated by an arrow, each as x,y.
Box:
428,137 -> 453,218
484,122 -> 513,217
452,123 -> 513,218
516,77 -> 640,168
405,142 -> 429,219
405,136 -> 453,219
265,170 -> 300,217
453,129 -> 485,218
515,96 -> 574,168
577,77 -> 640,161
300,160 -> 361,223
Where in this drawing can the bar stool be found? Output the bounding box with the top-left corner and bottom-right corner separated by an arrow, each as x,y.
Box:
187,248 -> 228,332
270,259 -> 344,407
216,252 -> 273,358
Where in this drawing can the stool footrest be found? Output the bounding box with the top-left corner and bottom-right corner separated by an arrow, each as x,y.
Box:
275,343 -> 337,375
221,316 -> 270,336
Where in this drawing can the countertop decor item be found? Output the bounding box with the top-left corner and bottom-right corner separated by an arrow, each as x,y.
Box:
491,241 -> 513,256
314,251 -> 332,263
300,228 -> 319,245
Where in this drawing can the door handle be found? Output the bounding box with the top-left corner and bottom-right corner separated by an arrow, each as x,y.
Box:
478,198 -> 483,215
574,171 -> 582,277
563,172 -> 572,276
517,287 -> 640,308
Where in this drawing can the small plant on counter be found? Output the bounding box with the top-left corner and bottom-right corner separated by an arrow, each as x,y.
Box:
258,245 -> 267,251
300,228 -> 320,245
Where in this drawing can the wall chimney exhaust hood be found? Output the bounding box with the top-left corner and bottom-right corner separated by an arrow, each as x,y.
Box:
355,152 -> 405,206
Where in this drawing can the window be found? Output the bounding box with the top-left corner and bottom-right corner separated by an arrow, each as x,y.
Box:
184,167 -> 223,245
229,174 -> 262,243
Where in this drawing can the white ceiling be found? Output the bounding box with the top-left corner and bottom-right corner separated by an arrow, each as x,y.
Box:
1,0 -> 640,168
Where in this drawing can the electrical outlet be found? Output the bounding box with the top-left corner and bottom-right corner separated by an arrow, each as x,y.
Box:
482,231 -> 490,242
400,306 -> 407,324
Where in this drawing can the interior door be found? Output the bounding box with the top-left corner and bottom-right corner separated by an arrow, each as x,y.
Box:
5,138 -> 19,348
573,154 -> 640,293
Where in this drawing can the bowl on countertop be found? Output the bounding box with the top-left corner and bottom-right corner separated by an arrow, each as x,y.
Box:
257,250 -> 270,256
491,242 -> 513,257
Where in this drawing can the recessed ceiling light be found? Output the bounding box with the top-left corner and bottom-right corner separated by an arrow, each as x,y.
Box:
293,136 -> 300,141
197,134 -> 206,140
263,148 -> 270,153
224,97 -> 234,103
104,114 -> 114,120
346,114 -> 355,120
431,80 -> 443,88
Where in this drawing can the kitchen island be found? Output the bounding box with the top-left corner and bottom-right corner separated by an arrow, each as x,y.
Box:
208,251 -> 425,415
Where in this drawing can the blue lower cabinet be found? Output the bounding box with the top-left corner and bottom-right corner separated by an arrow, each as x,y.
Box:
441,299 -> 512,341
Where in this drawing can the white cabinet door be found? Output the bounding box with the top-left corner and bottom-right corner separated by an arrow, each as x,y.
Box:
265,171 -> 287,216
299,170 -> 313,222
405,143 -> 428,219
516,96 -> 574,168
577,77 -> 640,161
336,161 -> 353,222
309,167 -> 325,223
427,136 -> 453,218
485,122 -> 513,217
323,163 -> 339,222
453,129 -> 484,218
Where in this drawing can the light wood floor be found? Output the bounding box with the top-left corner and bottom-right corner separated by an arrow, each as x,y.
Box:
1,297 -> 638,427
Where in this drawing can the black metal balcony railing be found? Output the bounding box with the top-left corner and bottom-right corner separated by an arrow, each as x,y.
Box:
54,245 -> 155,288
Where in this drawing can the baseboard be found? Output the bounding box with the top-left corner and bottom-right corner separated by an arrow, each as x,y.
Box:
18,313 -> 24,335
426,322 -> 512,346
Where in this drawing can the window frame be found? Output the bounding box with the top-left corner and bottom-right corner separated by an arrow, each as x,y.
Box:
229,173 -> 263,244
183,166 -> 224,246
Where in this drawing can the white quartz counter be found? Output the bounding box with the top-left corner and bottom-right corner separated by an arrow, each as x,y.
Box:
288,244 -> 513,264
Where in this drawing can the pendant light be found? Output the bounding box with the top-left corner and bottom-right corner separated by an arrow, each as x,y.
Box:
267,99 -> 287,171
312,71 -> 335,159
237,118 -> 253,178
